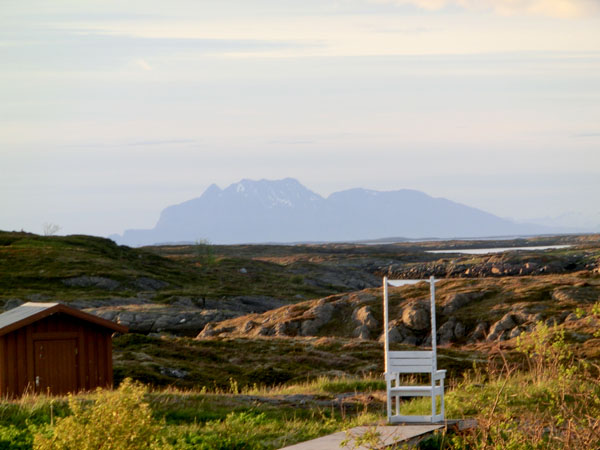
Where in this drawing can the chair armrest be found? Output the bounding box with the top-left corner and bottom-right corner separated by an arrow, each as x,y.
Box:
433,370 -> 446,380
384,372 -> 397,382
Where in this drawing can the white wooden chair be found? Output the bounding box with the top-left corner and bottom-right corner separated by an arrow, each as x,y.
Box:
383,276 -> 446,423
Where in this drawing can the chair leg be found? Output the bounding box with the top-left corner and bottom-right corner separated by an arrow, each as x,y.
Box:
394,375 -> 400,416
386,381 -> 392,422
440,379 -> 445,419
431,388 -> 436,421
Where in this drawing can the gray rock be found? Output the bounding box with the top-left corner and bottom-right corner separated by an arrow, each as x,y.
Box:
565,313 -> 579,322
160,367 -> 187,378
381,326 -> 403,344
62,276 -> 120,290
529,313 -> 544,323
379,323 -> 416,345
443,292 -> 485,315
255,326 -> 274,336
469,322 -> 488,343
94,310 -> 119,321
242,320 -> 256,333
438,319 -> 456,346
3,298 -> 23,311
402,303 -> 430,331
300,301 -> 335,336
509,327 -> 523,339
512,310 -> 534,325
274,320 -> 300,336
354,324 -> 371,340
454,321 -> 466,339
133,277 -> 168,291
198,323 -> 217,337
352,305 -> 378,330
402,335 -> 418,346
487,313 -> 517,341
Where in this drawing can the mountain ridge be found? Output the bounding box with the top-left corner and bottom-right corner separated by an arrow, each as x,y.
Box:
111,178 -> 557,246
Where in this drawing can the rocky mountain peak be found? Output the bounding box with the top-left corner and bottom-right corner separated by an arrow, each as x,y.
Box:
114,178 -> 555,246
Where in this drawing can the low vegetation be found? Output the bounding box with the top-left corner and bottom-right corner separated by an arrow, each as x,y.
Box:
1,231 -> 600,448
2,321 -> 600,449
0,231 -> 368,305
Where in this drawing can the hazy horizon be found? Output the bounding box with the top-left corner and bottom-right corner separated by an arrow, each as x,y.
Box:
2,1 -> 599,237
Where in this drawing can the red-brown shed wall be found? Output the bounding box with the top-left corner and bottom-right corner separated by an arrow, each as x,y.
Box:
0,313 -> 114,397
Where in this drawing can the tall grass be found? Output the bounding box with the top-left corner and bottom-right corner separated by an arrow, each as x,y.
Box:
2,322 -> 599,449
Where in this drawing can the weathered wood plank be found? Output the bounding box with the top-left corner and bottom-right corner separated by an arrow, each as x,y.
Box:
279,424 -> 444,450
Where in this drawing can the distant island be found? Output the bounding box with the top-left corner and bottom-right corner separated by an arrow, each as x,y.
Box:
111,178 -> 560,246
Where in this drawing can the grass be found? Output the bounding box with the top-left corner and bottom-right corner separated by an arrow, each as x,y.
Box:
3,320 -> 600,449
3,358 -> 599,449
0,378 -> 385,450
113,333 -> 483,391
0,231 -> 365,305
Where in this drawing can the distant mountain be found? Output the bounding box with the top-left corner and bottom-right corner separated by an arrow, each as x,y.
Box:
111,178 -> 557,246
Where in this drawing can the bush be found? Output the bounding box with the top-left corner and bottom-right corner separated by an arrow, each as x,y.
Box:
0,425 -> 34,450
34,379 -> 169,450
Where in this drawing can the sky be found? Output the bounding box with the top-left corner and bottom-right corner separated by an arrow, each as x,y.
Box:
1,0 -> 600,237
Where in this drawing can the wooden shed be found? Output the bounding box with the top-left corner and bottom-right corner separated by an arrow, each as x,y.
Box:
0,302 -> 128,397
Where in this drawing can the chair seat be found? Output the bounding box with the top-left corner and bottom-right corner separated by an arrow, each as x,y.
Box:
389,385 -> 443,397
390,385 -> 432,393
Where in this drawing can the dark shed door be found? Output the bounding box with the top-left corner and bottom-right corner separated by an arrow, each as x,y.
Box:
34,339 -> 78,395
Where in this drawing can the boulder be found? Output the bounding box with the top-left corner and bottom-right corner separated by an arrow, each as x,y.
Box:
354,325 -> 371,340
509,327 -> 523,339
242,320 -> 256,333
300,301 -> 335,336
133,277 -> 168,291
352,305 -> 379,330
274,320 -> 300,336
402,335 -> 419,346
438,319 -> 456,346
468,322 -> 487,343
487,313 -> 517,341
3,298 -> 24,311
443,292 -> 485,315
380,326 -> 402,344
62,276 -> 120,290
402,303 -> 430,331
454,321 -> 466,339
378,323 -> 415,345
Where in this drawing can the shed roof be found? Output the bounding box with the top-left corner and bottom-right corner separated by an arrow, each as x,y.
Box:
0,302 -> 128,336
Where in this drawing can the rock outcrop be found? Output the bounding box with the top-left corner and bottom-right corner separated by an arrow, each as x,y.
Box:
384,252 -> 593,279
85,295 -> 288,336
401,302 -> 430,331
352,305 -> 379,340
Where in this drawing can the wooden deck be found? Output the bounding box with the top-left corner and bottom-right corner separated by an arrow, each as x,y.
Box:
279,420 -> 476,450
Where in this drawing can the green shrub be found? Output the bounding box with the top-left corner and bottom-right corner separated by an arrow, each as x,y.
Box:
33,379 -> 169,450
515,321 -> 572,382
0,425 -> 34,450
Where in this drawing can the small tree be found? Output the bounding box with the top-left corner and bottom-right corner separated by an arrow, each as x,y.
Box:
42,223 -> 61,236
195,239 -> 216,266
34,379 -> 168,450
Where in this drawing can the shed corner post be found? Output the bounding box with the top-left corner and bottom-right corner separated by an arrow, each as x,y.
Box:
429,275 -> 437,368
383,276 -> 390,373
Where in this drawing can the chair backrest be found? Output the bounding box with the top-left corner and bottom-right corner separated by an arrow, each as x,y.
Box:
387,351 -> 434,374
383,276 -> 438,373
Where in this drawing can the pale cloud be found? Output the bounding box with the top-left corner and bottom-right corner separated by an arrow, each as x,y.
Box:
374,0 -> 600,17
134,58 -> 152,71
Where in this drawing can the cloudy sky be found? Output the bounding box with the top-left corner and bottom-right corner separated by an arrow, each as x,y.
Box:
2,0 -> 599,237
